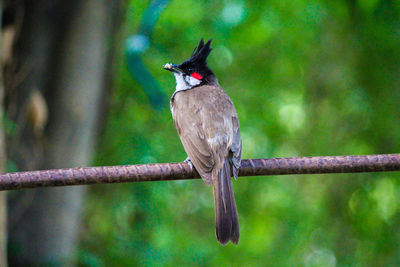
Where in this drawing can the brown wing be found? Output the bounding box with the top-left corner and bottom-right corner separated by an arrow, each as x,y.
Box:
173,107 -> 214,185
230,115 -> 241,179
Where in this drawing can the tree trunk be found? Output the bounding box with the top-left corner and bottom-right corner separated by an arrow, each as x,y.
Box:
7,0 -> 120,265
0,1 -> 8,265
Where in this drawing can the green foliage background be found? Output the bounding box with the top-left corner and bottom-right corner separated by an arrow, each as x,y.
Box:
80,0 -> 400,266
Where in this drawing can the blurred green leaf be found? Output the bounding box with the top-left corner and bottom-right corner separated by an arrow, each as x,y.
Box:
80,0 -> 400,265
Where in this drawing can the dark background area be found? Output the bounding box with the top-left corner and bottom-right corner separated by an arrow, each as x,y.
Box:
1,0 -> 400,266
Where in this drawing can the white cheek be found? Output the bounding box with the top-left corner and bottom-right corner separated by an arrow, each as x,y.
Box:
174,73 -> 189,91
173,73 -> 201,92
185,75 -> 201,87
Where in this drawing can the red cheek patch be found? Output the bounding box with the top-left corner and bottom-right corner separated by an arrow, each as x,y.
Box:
191,72 -> 203,80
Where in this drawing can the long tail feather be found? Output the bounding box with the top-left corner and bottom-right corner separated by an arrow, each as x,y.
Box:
213,158 -> 239,245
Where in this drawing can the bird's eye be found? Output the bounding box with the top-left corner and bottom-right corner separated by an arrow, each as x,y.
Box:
187,68 -> 193,73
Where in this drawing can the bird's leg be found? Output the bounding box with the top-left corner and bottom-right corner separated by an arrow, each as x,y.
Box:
184,157 -> 194,171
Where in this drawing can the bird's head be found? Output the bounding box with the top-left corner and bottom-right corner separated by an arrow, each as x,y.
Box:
164,38 -> 216,91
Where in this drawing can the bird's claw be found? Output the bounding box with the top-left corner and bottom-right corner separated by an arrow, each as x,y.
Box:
184,157 -> 194,171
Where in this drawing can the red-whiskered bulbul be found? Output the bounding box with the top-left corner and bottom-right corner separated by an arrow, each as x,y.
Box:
164,39 -> 242,245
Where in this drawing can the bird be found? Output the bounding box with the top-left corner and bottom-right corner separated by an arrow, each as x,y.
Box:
163,39 -> 242,245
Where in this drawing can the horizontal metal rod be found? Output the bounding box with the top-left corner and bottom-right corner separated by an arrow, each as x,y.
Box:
1,153 -> 399,191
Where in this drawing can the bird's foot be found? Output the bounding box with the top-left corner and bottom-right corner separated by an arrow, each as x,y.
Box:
184,157 -> 194,171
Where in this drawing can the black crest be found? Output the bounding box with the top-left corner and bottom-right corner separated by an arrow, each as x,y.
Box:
191,38 -> 212,59
181,38 -> 213,68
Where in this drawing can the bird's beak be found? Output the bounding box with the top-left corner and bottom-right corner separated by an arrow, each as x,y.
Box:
163,63 -> 182,73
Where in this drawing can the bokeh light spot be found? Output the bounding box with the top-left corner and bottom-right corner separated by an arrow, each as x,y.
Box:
221,2 -> 246,26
